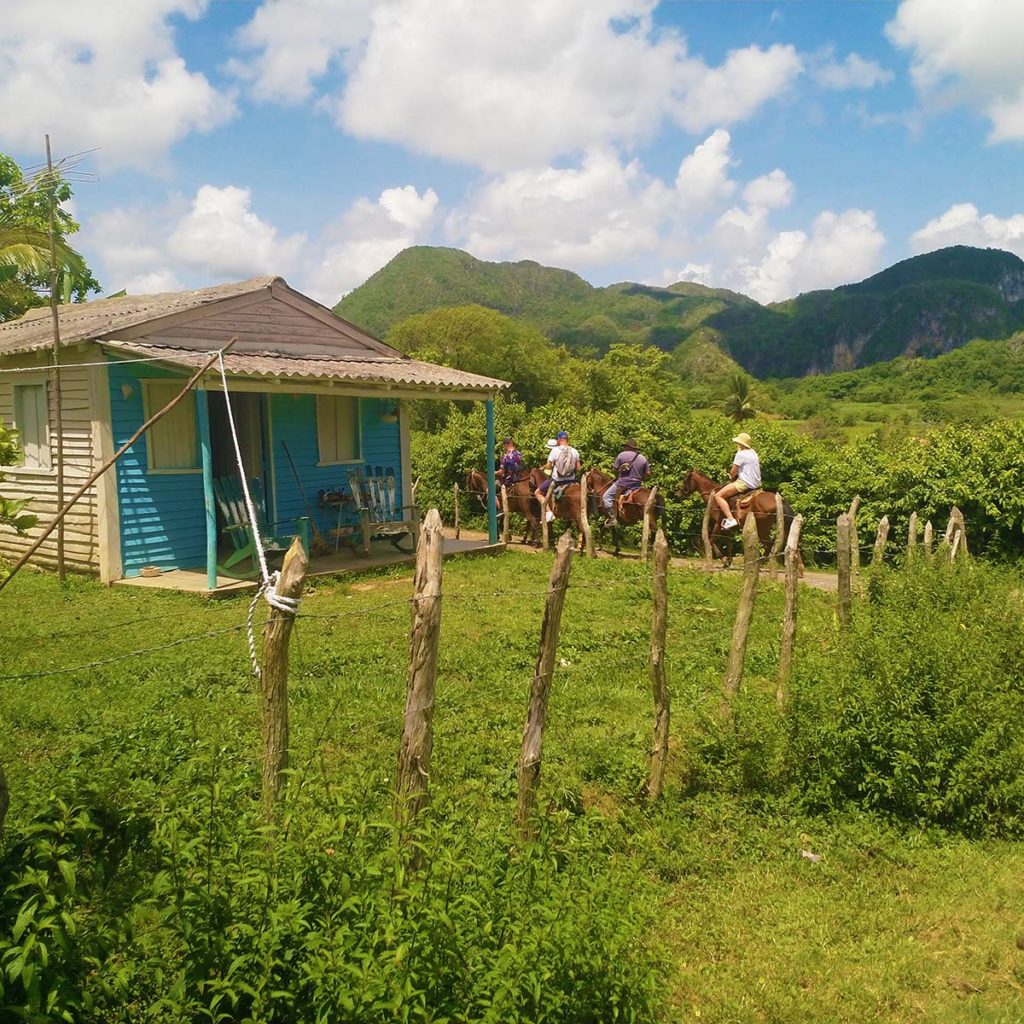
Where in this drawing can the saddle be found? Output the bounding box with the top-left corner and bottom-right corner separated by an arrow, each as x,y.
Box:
552,482 -> 572,501
615,486 -> 642,517
729,488 -> 763,511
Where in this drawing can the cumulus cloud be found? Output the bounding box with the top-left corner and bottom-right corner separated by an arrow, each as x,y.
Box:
234,0 -> 801,170
0,0 -> 235,169
910,203 -> 1024,260
305,185 -> 440,302
813,51 -> 893,91
674,129 -> 738,210
886,0 -> 1024,142
741,169 -> 794,210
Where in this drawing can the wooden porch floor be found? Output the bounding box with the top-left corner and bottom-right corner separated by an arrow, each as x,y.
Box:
112,533 -> 504,595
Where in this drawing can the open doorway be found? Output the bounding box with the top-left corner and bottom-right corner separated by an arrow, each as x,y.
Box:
207,391 -> 272,525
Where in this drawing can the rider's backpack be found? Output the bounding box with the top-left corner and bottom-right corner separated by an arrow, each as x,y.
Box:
552,446 -> 576,480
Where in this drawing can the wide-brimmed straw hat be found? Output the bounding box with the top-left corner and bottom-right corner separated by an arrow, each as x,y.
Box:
732,432 -> 753,448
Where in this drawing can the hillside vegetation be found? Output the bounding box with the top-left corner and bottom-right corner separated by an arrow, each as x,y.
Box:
337,244 -> 1024,377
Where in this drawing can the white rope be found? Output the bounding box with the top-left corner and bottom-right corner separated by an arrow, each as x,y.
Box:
217,352 -> 300,676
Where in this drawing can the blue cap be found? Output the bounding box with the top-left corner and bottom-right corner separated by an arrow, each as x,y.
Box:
556,430 -> 569,440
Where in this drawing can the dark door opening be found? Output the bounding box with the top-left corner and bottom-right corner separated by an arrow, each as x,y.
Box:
207,391 -> 272,536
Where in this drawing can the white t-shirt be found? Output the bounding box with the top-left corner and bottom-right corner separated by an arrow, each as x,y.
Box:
733,447 -> 761,488
550,444 -> 580,481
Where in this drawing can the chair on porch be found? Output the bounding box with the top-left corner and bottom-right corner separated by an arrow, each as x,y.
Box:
211,476 -> 311,577
349,465 -> 420,557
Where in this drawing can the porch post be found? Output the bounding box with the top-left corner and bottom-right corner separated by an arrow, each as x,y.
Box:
197,388 -> 217,591
485,397 -> 498,544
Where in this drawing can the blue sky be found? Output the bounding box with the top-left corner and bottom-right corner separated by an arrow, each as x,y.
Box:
2,0 -> 1022,306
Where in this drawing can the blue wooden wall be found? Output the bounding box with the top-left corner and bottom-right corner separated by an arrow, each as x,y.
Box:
109,360 -> 206,577
270,394 -> 403,536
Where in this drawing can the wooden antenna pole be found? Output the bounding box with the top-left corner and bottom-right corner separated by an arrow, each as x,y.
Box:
44,134 -> 65,582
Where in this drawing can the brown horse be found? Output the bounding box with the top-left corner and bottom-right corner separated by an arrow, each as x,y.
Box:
584,468 -> 662,556
465,468 -> 542,545
677,467 -> 804,574
528,466 -> 590,553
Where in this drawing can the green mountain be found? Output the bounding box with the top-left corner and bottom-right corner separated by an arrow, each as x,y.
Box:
335,245 -> 1024,378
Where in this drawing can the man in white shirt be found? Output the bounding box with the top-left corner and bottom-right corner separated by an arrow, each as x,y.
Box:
716,432 -> 761,529
535,430 -> 580,522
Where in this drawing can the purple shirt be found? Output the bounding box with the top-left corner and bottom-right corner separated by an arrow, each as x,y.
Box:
613,450 -> 649,487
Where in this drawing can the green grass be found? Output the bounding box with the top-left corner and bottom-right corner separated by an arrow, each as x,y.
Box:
3,554 -> 1024,1021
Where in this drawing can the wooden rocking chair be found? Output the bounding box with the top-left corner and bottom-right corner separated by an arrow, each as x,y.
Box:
212,476 -> 310,577
350,465 -> 420,556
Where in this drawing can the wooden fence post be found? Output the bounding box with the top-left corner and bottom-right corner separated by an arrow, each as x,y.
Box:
646,529 -> 670,801
872,515 -> 890,566
776,514 -> 803,712
397,509 -> 444,826
848,496 -> 861,584
837,513 -> 852,629
500,484 -> 511,546
640,486 -> 657,563
579,471 -> 595,558
951,506 -> 968,560
722,513 -> 761,707
907,511 -> 918,562
0,763 -> 8,841
923,519 -> 934,559
260,537 -> 308,818
517,531 -> 574,839
702,489 -> 716,570
769,499 -> 785,581
453,483 -> 461,540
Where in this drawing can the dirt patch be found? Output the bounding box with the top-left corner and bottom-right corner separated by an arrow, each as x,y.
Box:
350,575 -> 414,593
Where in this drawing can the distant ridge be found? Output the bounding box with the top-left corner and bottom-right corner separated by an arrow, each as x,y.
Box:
336,245 -> 1024,378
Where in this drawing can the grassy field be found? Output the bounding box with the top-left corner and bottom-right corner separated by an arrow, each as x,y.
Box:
2,552 -> 1024,1022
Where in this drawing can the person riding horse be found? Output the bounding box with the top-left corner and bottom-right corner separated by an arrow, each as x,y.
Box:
535,431 -> 580,522
716,432 -> 761,530
602,439 -> 650,526
499,436 -> 525,486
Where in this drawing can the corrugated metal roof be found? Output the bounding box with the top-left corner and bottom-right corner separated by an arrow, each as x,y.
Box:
0,277 -> 279,355
108,343 -> 508,393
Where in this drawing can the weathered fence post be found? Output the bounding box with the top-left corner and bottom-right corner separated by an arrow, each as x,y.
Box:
640,486 -> 657,563
0,763 -> 8,840
579,471 -> 595,558
769,499 -> 785,581
907,511 -> 919,562
517,531 -> 574,839
260,537 -> 308,818
500,483 -> 511,546
848,496 -> 861,584
646,529 -> 670,801
872,515 -> 890,567
702,489 -> 716,570
951,506 -> 968,560
397,509 -> 444,827
453,483 -> 461,540
923,519 -> 934,559
722,513 -> 761,709
776,514 -> 803,712
837,513 -> 852,628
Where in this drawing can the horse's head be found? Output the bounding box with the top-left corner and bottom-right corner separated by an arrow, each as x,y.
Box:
677,469 -> 696,499
464,470 -> 490,510
585,467 -> 610,492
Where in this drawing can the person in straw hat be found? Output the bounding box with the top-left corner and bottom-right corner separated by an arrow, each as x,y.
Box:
716,431 -> 760,529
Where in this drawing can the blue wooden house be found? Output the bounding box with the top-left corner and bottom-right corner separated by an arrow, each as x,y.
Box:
0,277 -> 506,589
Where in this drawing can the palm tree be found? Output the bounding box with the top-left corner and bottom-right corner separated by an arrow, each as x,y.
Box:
721,373 -> 757,422
0,222 -> 87,318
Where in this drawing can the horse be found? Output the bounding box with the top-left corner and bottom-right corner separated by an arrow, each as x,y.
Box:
527,466 -> 590,553
677,468 -> 804,575
584,468 -> 663,556
465,468 -> 541,545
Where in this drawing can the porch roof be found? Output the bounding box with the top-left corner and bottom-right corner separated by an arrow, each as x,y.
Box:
105,341 -> 508,395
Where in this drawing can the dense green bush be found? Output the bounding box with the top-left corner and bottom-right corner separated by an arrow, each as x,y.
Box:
0,739 -> 662,1022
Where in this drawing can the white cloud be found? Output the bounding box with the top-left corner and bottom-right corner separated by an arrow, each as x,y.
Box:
307,186 -> 440,301
741,169 -> 793,210
886,0 -> 1024,142
813,52 -> 893,91
674,129 -> 737,210
168,186 -> 305,278
231,0 -> 374,102
911,203 -> 1024,260
673,44 -> 802,133
0,0 -> 235,169
235,0 -> 801,171
726,209 -> 885,303
122,269 -> 186,295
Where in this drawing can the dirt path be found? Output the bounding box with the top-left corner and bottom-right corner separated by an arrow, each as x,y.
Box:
448,527 -> 840,593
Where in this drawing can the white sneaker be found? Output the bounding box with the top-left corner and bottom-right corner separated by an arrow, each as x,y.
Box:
722,517 -> 738,530
545,510 -> 555,523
